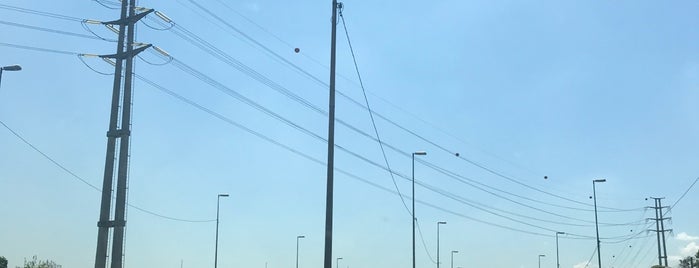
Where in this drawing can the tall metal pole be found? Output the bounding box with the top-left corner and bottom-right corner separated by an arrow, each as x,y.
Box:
324,1 -> 339,268
412,153 -> 416,268
538,254 -> 545,268
215,194 -> 229,268
652,198 -> 662,267
437,222 -> 446,268
412,152 -> 426,268
92,2 -> 153,266
215,196 -> 220,268
450,250 -> 458,268
109,2 -> 139,266
658,199 -> 669,267
592,179 -> 606,268
297,235 -> 305,268
94,1 -> 128,267
556,232 -> 564,268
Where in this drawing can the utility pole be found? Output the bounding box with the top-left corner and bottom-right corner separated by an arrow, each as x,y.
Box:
437,221 -> 446,268
592,179 -> 606,268
324,1 -> 341,268
647,197 -> 672,268
555,231 -> 565,268
93,1 -> 152,268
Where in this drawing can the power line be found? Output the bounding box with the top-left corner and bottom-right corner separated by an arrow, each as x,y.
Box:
338,6 -> 410,217
1,120 -> 101,191
0,1 -> 648,215
669,176 -> 698,211
0,20 -> 104,40
584,246 -> 597,268
143,47 -> 652,234
415,219 -> 437,264
170,0 -> 640,213
216,0 -> 548,180
131,73 -> 570,238
2,40 -> 648,243
0,41 -> 78,55
1,40 -> 650,246
624,236 -> 656,268
0,5 -> 646,227
133,68 -> 640,239
0,3 -> 82,21
160,23 -> 646,220
0,119 -> 215,223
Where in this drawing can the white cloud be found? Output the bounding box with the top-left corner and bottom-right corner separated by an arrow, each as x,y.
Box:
676,232 -> 699,241
681,242 -> 699,256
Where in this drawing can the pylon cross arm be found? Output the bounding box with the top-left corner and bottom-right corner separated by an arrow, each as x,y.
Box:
102,9 -> 154,26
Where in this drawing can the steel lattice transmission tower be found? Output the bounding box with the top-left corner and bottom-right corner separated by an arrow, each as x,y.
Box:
93,1 -> 152,268
647,197 -> 672,268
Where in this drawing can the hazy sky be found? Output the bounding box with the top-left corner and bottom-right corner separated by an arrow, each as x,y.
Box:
1,1 -> 697,268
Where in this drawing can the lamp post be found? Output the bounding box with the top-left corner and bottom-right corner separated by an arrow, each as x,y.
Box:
593,179 -> 606,268
412,151 -> 427,268
556,231 -> 565,268
450,250 -> 458,268
538,254 -> 546,268
215,193 -> 229,268
336,257 -> 342,268
0,64 -> 22,89
296,235 -> 305,268
437,221 -> 447,268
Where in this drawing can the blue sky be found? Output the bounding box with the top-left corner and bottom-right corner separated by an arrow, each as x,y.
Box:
0,0 -> 697,268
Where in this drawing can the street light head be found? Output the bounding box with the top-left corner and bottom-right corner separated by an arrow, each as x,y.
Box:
539,254 -> 546,257
438,221 -> 447,224
297,235 -> 305,239
1,65 -> 21,71
557,231 -> 565,235
593,179 -> 606,183
413,151 -> 427,156
337,257 -> 343,260
218,193 -> 230,197
452,250 -> 458,253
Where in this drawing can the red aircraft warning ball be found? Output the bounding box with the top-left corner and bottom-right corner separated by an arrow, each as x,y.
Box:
294,48 -> 300,53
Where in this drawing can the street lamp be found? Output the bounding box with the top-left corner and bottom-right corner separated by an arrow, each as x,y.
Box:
556,231 -> 565,268
412,151 -> 427,268
336,257 -> 343,268
215,193 -> 229,268
538,254 -> 546,268
296,235 -> 305,268
437,221 -> 447,268
0,64 -> 22,89
593,179 -> 606,268
450,250 -> 458,268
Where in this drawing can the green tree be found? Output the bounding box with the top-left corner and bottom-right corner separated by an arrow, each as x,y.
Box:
15,256 -> 60,268
1,256 -> 8,268
679,257 -> 694,268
